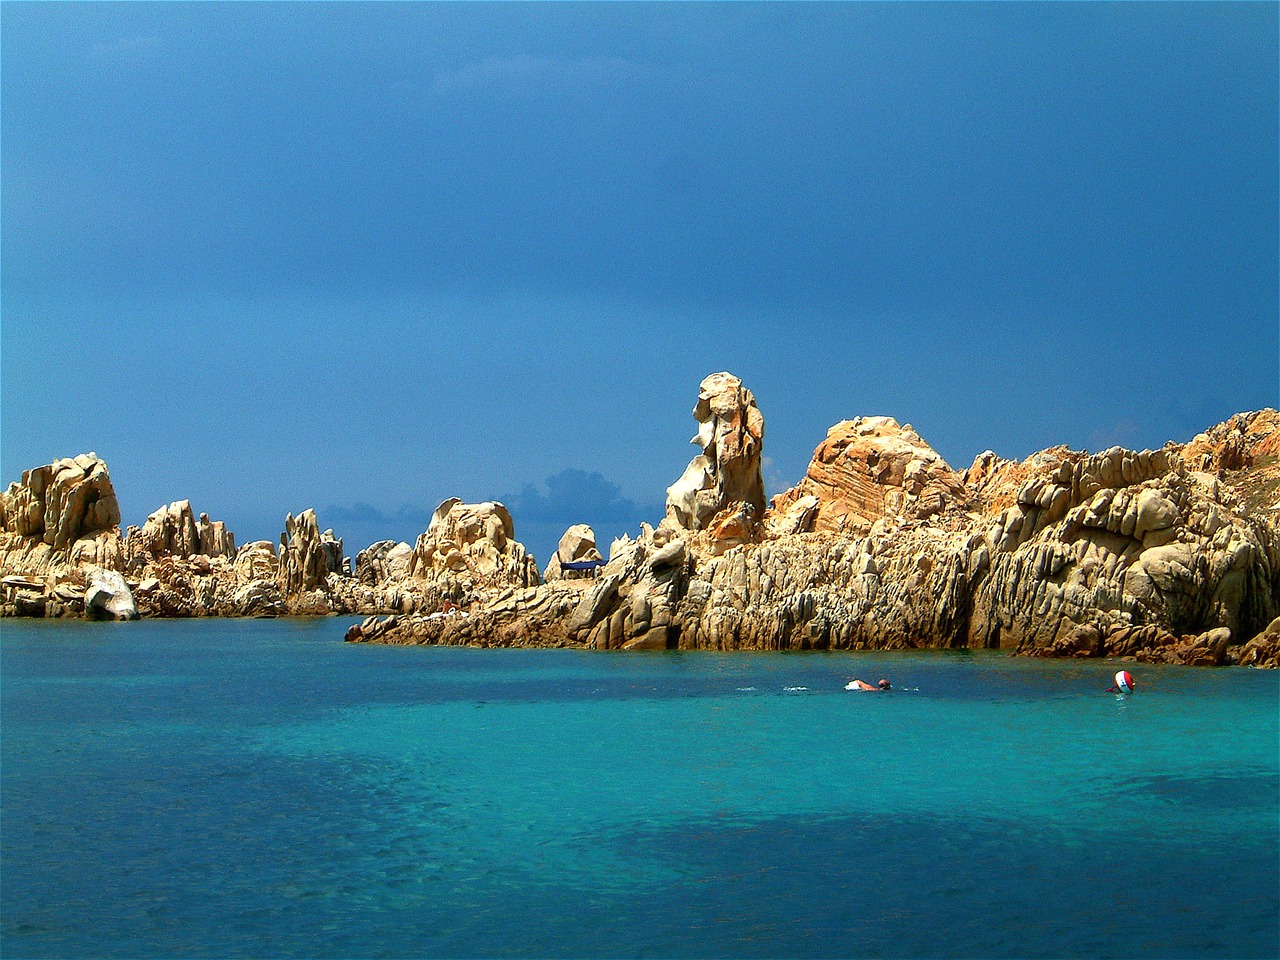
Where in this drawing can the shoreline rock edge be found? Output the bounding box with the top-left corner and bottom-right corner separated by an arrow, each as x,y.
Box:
3,379 -> 1277,667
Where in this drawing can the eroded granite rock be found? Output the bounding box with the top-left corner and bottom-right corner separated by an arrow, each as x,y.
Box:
356,377 -> 1279,667
409,498 -> 540,590
543,524 -> 602,581
85,567 -> 138,620
0,453 -> 125,579
126,500 -> 236,561
663,372 -> 766,544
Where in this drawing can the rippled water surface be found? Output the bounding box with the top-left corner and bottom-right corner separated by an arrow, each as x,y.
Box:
2,618 -> 1276,958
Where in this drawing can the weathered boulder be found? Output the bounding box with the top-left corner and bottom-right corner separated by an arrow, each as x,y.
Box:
234,541 -> 279,581
663,372 -> 766,538
409,498 -> 540,590
84,567 -> 138,620
355,540 -> 414,584
543,524 -> 603,581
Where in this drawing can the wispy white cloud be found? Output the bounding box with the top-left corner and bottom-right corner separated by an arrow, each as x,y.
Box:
431,54 -> 648,97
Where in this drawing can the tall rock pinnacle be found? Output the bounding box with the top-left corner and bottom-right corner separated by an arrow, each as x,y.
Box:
663,372 -> 766,533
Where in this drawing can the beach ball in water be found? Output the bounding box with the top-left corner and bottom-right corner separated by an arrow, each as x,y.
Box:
1114,670 -> 1135,694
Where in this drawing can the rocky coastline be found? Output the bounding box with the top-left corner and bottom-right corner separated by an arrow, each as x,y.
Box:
3,373 -> 1278,668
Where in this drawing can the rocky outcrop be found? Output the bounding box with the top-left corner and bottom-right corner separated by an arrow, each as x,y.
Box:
543,524 -> 603,581
126,500 -> 235,562
771,417 -> 970,535
127,551 -> 284,619
1,453 -> 121,548
563,531 -> 689,649
663,372 -> 766,548
662,427 -> 1277,662
356,375 -> 1279,668
5,384 -> 1277,670
0,453 -> 125,577
0,449 -> 537,620
967,441 -> 1279,656
345,582 -> 586,647
408,498 -> 540,590
0,455 -> 127,616
321,500 -> 544,619
643,403 -> 1278,663
278,510 -> 346,613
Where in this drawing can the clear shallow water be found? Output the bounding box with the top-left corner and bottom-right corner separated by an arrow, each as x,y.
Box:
2,619 -> 1276,959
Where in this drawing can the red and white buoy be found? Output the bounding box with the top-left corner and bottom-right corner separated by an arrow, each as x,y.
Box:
1114,670 -> 1135,694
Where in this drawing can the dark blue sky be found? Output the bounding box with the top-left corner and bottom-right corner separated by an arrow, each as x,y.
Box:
3,2 -> 1276,563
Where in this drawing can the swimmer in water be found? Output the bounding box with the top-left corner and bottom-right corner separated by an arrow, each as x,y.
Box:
846,678 -> 891,691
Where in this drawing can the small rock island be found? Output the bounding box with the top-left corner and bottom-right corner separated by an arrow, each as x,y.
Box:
3,374 -> 1277,667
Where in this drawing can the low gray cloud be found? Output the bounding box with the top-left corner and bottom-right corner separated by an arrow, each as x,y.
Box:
321,469 -> 661,538
316,503 -> 436,552
319,471 -> 662,562
502,469 -> 661,526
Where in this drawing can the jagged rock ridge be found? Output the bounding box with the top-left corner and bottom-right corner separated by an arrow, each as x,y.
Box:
350,388 -> 1279,668
2,383 -> 1277,668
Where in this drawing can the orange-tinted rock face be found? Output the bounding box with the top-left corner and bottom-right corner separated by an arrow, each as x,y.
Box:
773,416 -> 969,534
1181,409 -> 1280,471
963,450 -> 1033,516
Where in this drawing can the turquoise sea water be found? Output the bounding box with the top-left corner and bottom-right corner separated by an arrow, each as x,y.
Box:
2,618 -> 1276,959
